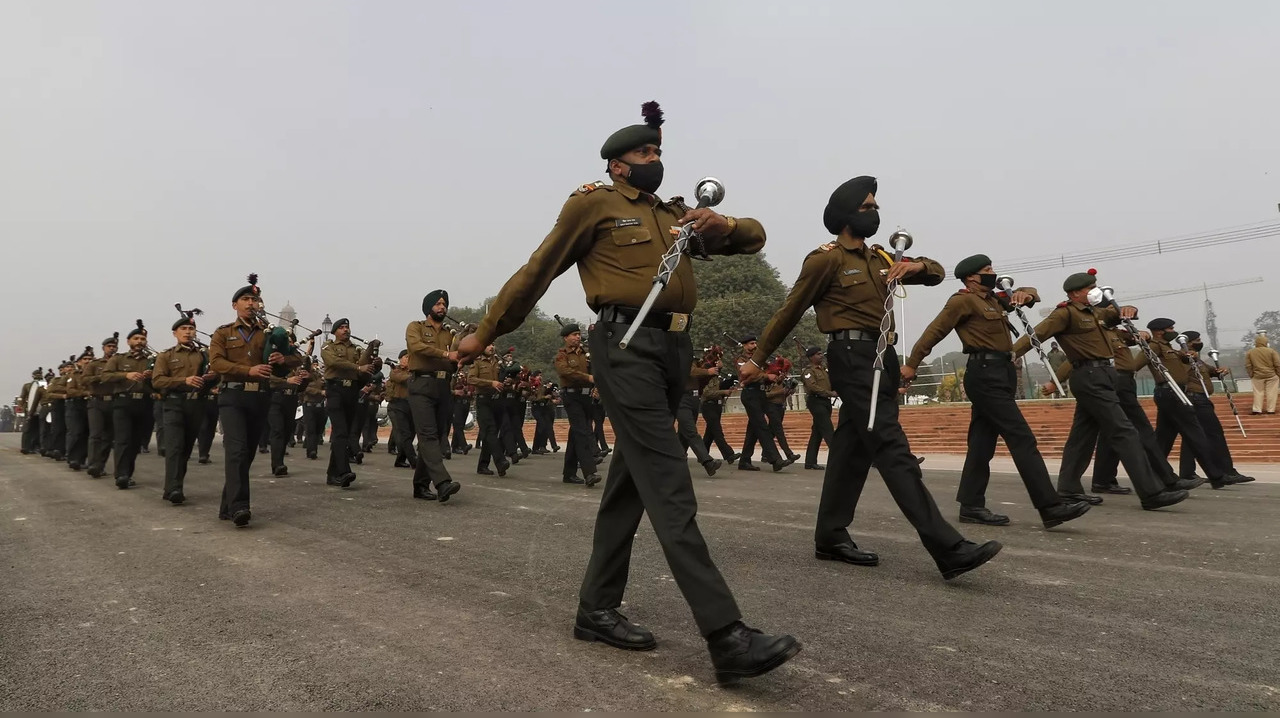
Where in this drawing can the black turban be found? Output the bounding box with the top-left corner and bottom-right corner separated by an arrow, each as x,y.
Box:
822,176 -> 877,235
422,290 -> 449,316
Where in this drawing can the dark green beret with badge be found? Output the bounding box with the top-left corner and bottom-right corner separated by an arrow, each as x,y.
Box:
1063,268 -> 1098,292
560,323 -> 581,337
954,254 -> 991,280
600,101 -> 664,160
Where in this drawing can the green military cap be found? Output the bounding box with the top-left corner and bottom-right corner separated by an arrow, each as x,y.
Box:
953,254 -> 992,280
127,319 -> 147,339
559,323 -> 581,337
600,101 -> 664,160
232,273 -> 260,303
1062,268 -> 1098,292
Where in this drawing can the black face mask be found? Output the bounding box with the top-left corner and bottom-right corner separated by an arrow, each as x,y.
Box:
624,160 -> 664,194
1161,331 -> 1178,342
1191,342 -> 1204,351
846,209 -> 880,239
977,273 -> 999,290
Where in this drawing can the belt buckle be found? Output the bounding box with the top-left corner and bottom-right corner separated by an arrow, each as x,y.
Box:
245,382 -> 259,392
666,313 -> 690,332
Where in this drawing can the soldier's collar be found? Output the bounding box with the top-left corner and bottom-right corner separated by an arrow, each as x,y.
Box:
612,179 -> 658,205
836,235 -> 870,253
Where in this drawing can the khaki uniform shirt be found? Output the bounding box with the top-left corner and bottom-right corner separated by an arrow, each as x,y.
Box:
905,286 -> 1039,369
405,319 -> 456,374
1148,338 -> 1193,387
65,369 -> 91,399
386,367 -> 410,400
475,178 -> 767,347
151,344 -> 206,394
322,339 -> 365,381
765,383 -> 789,405
210,317 -> 302,381
1054,323 -> 1147,383
1012,301 -> 1119,362
752,236 -> 945,363
468,354 -> 502,396
555,346 -> 592,388
18,381 -> 44,414
85,355 -> 122,397
103,350 -> 154,395
685,361 -> 713,392
46,376 -> 69,401
801,364 -> 835,398
302,372 -> 326,402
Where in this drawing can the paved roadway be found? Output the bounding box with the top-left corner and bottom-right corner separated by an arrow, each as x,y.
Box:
2,434 -> 1277,711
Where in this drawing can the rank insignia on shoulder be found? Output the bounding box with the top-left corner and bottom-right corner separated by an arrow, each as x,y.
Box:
577,181 -> 606,194
1056,301 -> 1070,308
818,241 -> 838,252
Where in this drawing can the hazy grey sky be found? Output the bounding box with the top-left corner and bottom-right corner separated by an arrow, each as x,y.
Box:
3,0 -> 1278,390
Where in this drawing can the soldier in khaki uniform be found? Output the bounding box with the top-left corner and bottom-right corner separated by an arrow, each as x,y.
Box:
456,102 -> 797,683
743,175 -> 997,579
387,350 -> 416,468
799,347 -> 836,470
904,254 -> 1090,529
83,333 -> 119,475
699,352 -> 738,463
65,348 -> 95,470
469,344 -> 507,476
1179,331 -> 1252,485
209,275 -> 301,526
300,358 -> 326,459
404,290 -> 462,502
528,370 -> 554,454
267,356 -> 308,477
733,338 -> 786,472
1012,275 -> 1188,510
677,358 -> 721,475
555,324 -> 601,486
321,319 -> 371,487
18,368 -> 45,455
1245,333 -> 1279,414
44,361 -> 73,461
449,366 -> 474,455
102,321 -> 155,489
151,313 -> 219,504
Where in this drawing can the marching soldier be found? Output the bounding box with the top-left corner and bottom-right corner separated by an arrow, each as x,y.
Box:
300,359 -> 326,460
1145,318 -> 1243,490
65,348 -> 95,470
469,343 -> 508,476
449,366 -> 474,456
800,347 -> 836,471
267,350 -> 308,477
742,175 -> 999,579
195,382 -> 220,464
1011,273 -> 1188,509
151,313 -> 219,504
404,289 -> 462,502
44,361 -> 72,461
387,350 -> 416,468
1179,330 -> 1253,485
102,321 -> 155,489
700,357 -> 739,464
734,337 -> 787,472
903,254 -> 1090,528
555,324 -> 602,486
83,333 -> 119,475
456,101 -> 798,682
677,357 -> 721,475
590,385 -> 610,458
320,319 -> 370,488
763,363 -> 800,464
209,275 -> 300,526
529,370 -> 555,454
356,368 -> 383,455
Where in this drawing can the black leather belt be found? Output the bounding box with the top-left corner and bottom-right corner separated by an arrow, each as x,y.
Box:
412,370 -> 449,379
562,387 -> 592,394
305,401 -> 324,407
222,382 -> 263,392
967,351 -> 1012,362
117,392 -> 148,400
165,392 -> 203,400
327,379 -> 354,388
95,395 -> 113,402
1072,358 -> 1114,368
281,388 -> 297,396
829,328 -> 896,344
596,304 -> 691,332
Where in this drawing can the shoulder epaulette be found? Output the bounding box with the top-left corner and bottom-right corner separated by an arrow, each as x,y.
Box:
217,322 -> 234,330
817,241 -> 838,252
1056,301 -> 1070,308
955,289 -> 970,295
574,181 -> 607,196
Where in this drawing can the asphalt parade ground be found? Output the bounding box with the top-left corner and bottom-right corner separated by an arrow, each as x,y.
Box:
2,433 -> 1278,711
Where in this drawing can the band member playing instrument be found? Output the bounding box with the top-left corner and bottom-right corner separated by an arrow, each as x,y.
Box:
733,337 -> 787,471
699,347 -> 739,464
470,344 -> 508,477
102,320 -> 155,490
902,255 -> 1091,528
799,347 -> 835,470
742,176 -> 1001,579
678,356 -> 721,476
457,101 -> 798,683
321,318 -> 370,488
151,312 -> 219,504
387,350 -> 417,468
555,324 -> 602,486
1011,273 -> 1189,510
64,348 -> 95,470
404,290 -> 462,502
209,274 -> 300,526
83,334 -> 119,475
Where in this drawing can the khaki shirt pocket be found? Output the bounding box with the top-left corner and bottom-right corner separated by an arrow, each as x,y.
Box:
611,227 -> 654,269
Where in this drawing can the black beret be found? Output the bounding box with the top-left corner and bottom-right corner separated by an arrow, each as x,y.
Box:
1146,318 -> 1175,331
332,318 -> 350,330
954,254 -> 992,280
172,316 -> 196,331
823,176 -> 877,235
127,319 -> 147,339
560,323 -> 581,337
102,332 -> 119,347
740,335 -> 757,344
806,346 -> 822,357
1063,269 -> 1098,292
31,368 -> 42,378
1182,330 -> 1201,341
422,290 -> 449,316
600,101 -> 664,160
398,349 -> 409,358
232,273 -> 260,303
77,346 -> 94,361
